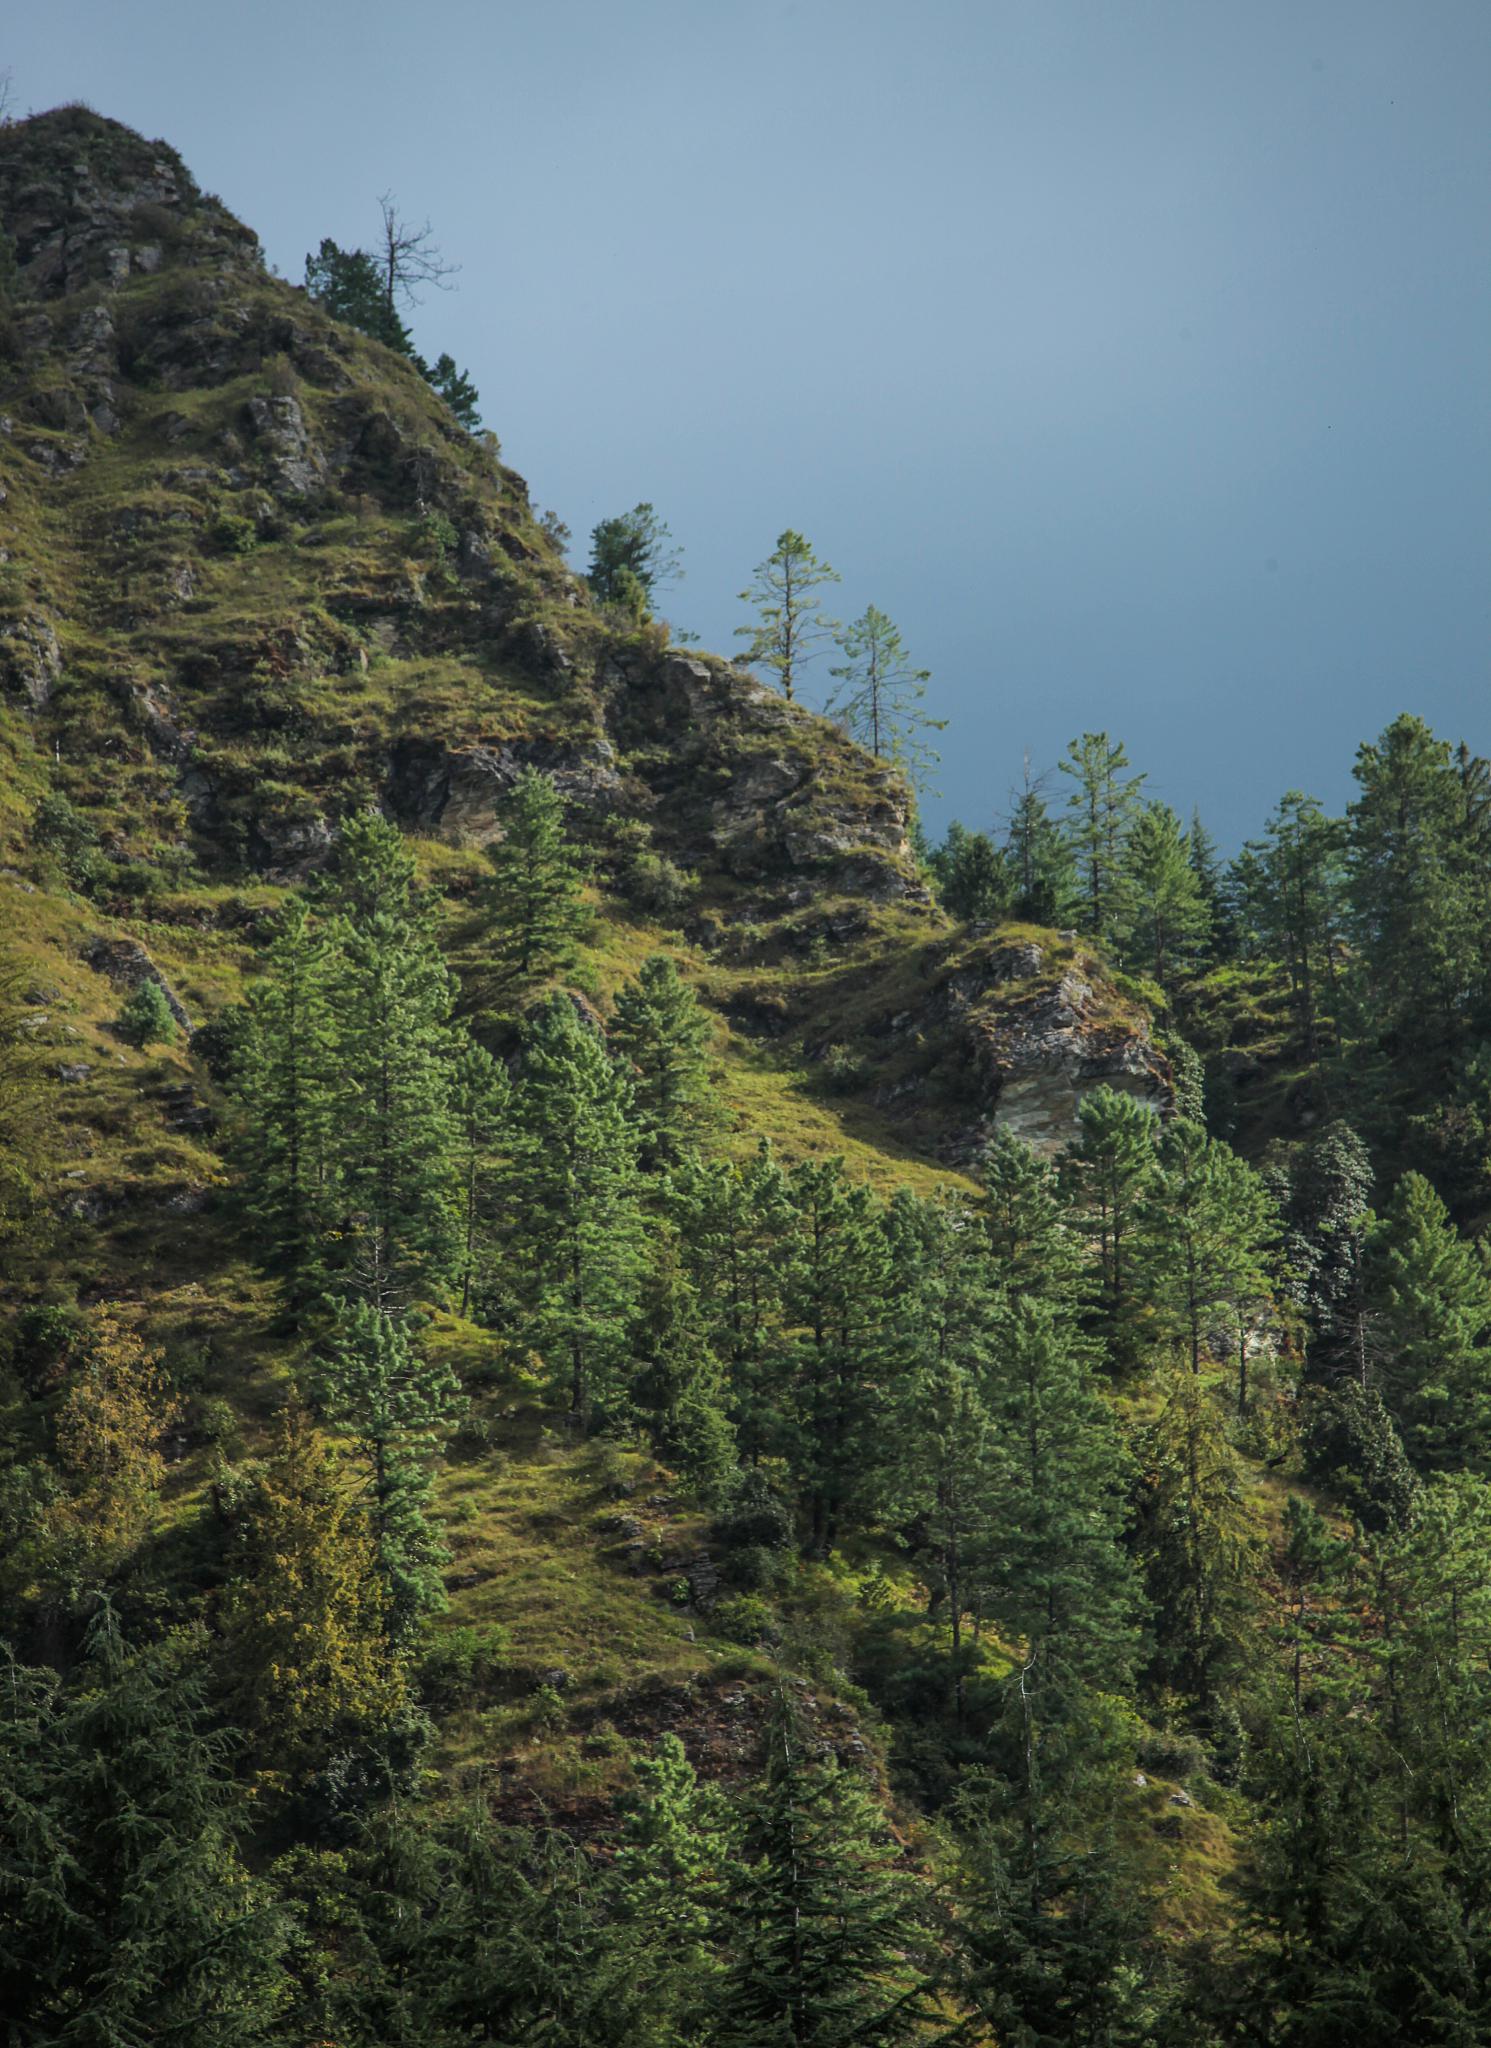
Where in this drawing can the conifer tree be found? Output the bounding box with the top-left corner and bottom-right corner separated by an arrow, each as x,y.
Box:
321,813 -> 462,1308
449,1038 -> 508,1317
929,819 -> 1010,922
615,1733 -> 728,2036
315,1302 -> 463,1647
1368,1171 -> 1491,1470
587,502 -> 682,612
8,1612 -> 287,2044
1133,1365 -> 1263,1706
713,1705 -> 946,2046
237,901 -> 338,1287
735,529 -> 841,703
505,995 -> 646,1428
629,1250 -> 737,1494
826,604 -> 943,790
985,1297 -> 1139,1701
610,952 -> 721,1169
1137,1118 -> 1277,1385
1187,806 -> 1229,953
1256,791 -> 1347,1063
1004,769 -> 1078,925
672,1143 -> 797,1467
223,1402 -> 402,1761
1285,1119 -> 1374,1384
783,1157 -> 894,1552
1064,1085 -> 1158,1370
483,767 -> 590,996
1123,799 -> 1210,988
981,1124 -> 1085,1313
117,973 -> 177,1049
1059,731 -> 1145,942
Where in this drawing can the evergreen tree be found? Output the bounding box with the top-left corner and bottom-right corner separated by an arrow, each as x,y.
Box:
1137,1118 -> 1277,1387
505,995 -> 647,1428
735,529 -> 841,703
1301,1380 -> 1417,1532
713,1706 -> 946,2046
4,1612 -> 287,2044
48,1307 -> 180,1579
587,501 -> 682,612
985,1297 -> 1139,1700
826,605 -> 943,790
1187,806 -> 1229,955
982,1123 -> 1086,1314
929,819 -> 1011,922
1256,791 -> 1347,1063
483,767 -> 590,996
1064,1086 -> 1158,1370
315,1302 -> 463,1648
609,952 -> 721,1169
1133,1365 -> 1262,1706
1368,1170 -> 1491,1470
1005,768 -> 1078,925
615,1733 -> 728,2038
222,1402 -> 402,1763
305,237 -> 414,352
423,349 -> 481,428
118,974 -> 177,1048
672,1143 -> 797,1467
783,1157 -> 895,1553
237,901 -> 338,1288
450,1038 -> 508,1317
1285,1119 -> 1374,1385
1122,800 -> 1209,989
320,813 -> 462,1308
629,1249 -> 737,1494
1348,714 -> 1486,1059
1059,731 -> 1145,943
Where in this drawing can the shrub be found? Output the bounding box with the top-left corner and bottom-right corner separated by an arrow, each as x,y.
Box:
624,849 -> 697,917
118,977 -> 177,1048
417,1623 -> 511,1713
821,1043 -> 868,1095
210,512 -> 257,555
712,1593 -> 778,1647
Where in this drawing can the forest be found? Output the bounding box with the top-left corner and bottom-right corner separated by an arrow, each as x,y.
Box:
2,103 -> 1491,2047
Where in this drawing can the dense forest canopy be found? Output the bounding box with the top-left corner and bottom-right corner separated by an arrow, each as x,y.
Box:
2,104 -> 1491,2045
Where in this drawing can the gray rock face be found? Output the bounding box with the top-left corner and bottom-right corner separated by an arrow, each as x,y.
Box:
0,613 -> 62,709
243,394 -> 325,498
82,935 -> 192,1033
384,733 -> 624,843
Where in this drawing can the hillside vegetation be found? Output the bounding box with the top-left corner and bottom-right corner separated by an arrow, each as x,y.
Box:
4,106 -> 1491,2047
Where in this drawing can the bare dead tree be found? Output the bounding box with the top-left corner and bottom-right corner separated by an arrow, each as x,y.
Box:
375,192 -> 459,318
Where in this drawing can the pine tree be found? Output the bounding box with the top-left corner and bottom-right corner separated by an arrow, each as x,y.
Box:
423,350 -> 481,429
483,766 -> 590,996
1137,1118 -> 1278,1387
117,974 -> 177,1048
1133,1365 -> 1263,1706
505,995 -> 647,1428
1368,1171 -> 1491,1470
222,1402 -> 402,1762
609,952 -> 722,1168
1285,1120 -> 1375,1383
672,1143 -> 797,1467
826,604 -> 943,790
1058,732 -> 1145,943
1004,768 -> 1078,925
929,820 -> 1010,922
615,1733 -> 728,2037
981,1124 -> 1086,1313
1064,1085 -> 1158,1370
735,529 -> 841,703
321,813 -> 462,1308
629,1249 -> 737,1494
1188,806 -> 1229,955
449,1038 -> 508,1317
12,1611 -> 287,2044
783,1157 -> 895,1553
713,1705 -> 946,2046
1257,791 -> 1347,1063
587,502 -> 683,612
305,236 -> 414,352
314,1302 -> 463,1648
236,901 -> 338,1288
985,1297 -> 1139,1701
1123,800 -> 1210,989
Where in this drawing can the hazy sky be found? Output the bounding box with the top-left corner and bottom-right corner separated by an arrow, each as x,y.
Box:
9,1 -> 1490,845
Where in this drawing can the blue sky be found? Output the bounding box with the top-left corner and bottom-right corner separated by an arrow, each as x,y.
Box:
9,0 -> 1489,846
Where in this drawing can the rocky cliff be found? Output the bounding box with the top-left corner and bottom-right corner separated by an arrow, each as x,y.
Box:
0,104 -> 1164,1172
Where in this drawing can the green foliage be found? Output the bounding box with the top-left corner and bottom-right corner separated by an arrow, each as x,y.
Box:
305,236 -> 414,353
735,529 -> 841,703
609,952 -> 721,1168
314,1302 -> 463,1647
927,818 -> 1010,922
117,974 -> 177,1047
587,502 -> 682,612
826,604 -> 942,791
422,350 -> 481,429
1368,1169 -> 1491,1471
1059,730 -> 1145,943
483,766 -> 590,997
1123,799 -> 1210,988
